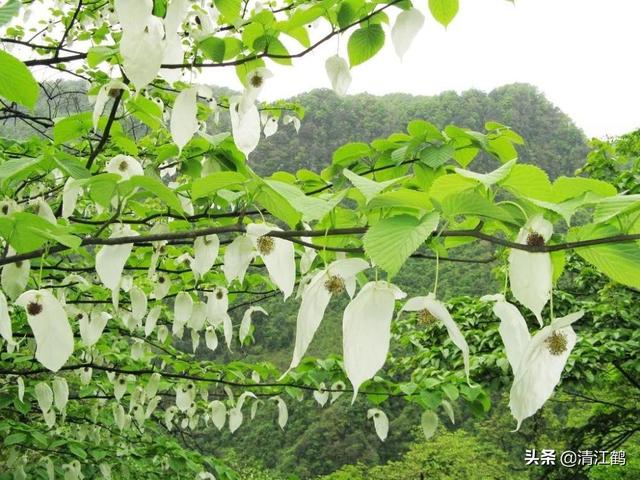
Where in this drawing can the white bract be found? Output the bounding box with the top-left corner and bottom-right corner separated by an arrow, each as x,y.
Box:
34,382 -> 53,413
246,223 -> 296,299
400,293 -> 470,381
271,396 -> 288,429
508,214 -> 553,326
0,291 -> 13,344
391,8 -> 425,60
92,79 -> 128,131
343,281 -> 406,400
105,155 -> 144,180
325,55 -> 352,96
95,225 -> 137,308
484,295 -> 583,429
239,306 -> 268,344
52,377 -> 69,412
288,258 -> 369,373
229,96 -> 261,157
367,408 -> 389,441
1,248 -> 30,300
170,86 -> 199,151
16,290 -> 74,372
192,234 -> 219,277
78,311 -> 110,347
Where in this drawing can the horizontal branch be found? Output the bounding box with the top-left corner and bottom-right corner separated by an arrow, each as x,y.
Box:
1,224 -> 638,267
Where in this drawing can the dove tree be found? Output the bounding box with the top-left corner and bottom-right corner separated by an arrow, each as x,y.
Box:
0,0 -> 639,478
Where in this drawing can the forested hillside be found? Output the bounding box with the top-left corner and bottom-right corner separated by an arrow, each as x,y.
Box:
252,83 -> 588,176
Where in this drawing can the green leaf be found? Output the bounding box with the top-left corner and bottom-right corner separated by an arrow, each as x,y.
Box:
0,157 -> 41,184
428,173 -> 477,204
440,191 -> 517,225
428,0 -> 459,27
53,112 -> 93,144
454,159 -> 516,188
0,50 -> 39,109
332,142 -> 371,166
500,164 -> 552,201
567,224 -> 640,289
125,176 -> 184,213
192,172 -> 247,200
363,211 -> 440,277
343,168 -> 406,203
214,0 -> 241,21
3,432 -> 26,446
0,0 -> 20,27
255,182 -> 302,228
199,36 -> 226,63
367,189 -> 432,211
128,95 -> 163,130
348,24 -> 385,67
421,410 -> 439,439
266,180 -> 343,221
52,152 -> 91,179
86,46 -> 117,67
592,194 -> 640,224
420,144 -> 453,168
552,176 -> 617,202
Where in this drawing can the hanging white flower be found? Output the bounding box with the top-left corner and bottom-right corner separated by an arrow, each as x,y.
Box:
1,248 -> 30,300
188,302 -> 207,331
36,198 -> 57,224
271,396 -> 288,430
209,400 -> 226,430
144,305 -> 162,337
34,382 -> 53,414
115,0 -> 165,90
159,0 -> 190,84
62,178 -> 82,219
283,114 -> 301,133
239,306 -> 268,344
170,86 -> 199,151
391,8 -> 425,60
508,214 -> 553,326
205,326 -> 218,351
367,408 -> 389,441
92,79 -> 128,131
287,258 -> 369,373
174,291 -> 194,328
243,67 -> 272,107
176,383 -> 196,412
16,290 -> 74,372
0,290 -> 13,344
400,293 -> 470,380
52,377 -> 69,412
105,155 -> 144,180
152,273 -> 171,300
246,223 -> 296,299
343,281 -> 406,400
78,311 -> 110,347
130,286 -> 148,322
325,55 -> 352,96
222,235 -> 255,285
192,234 -> 219,277
313,384 -> 329,407
483,295 -> 583,429
95,224 -> 137,307
262,115 -> 278,138
229,96 -> 261,157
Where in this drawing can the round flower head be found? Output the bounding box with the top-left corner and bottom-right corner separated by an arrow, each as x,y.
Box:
105,154 -> 144,180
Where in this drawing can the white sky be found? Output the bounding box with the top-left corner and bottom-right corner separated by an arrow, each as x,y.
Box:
202,0 -> 640,139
